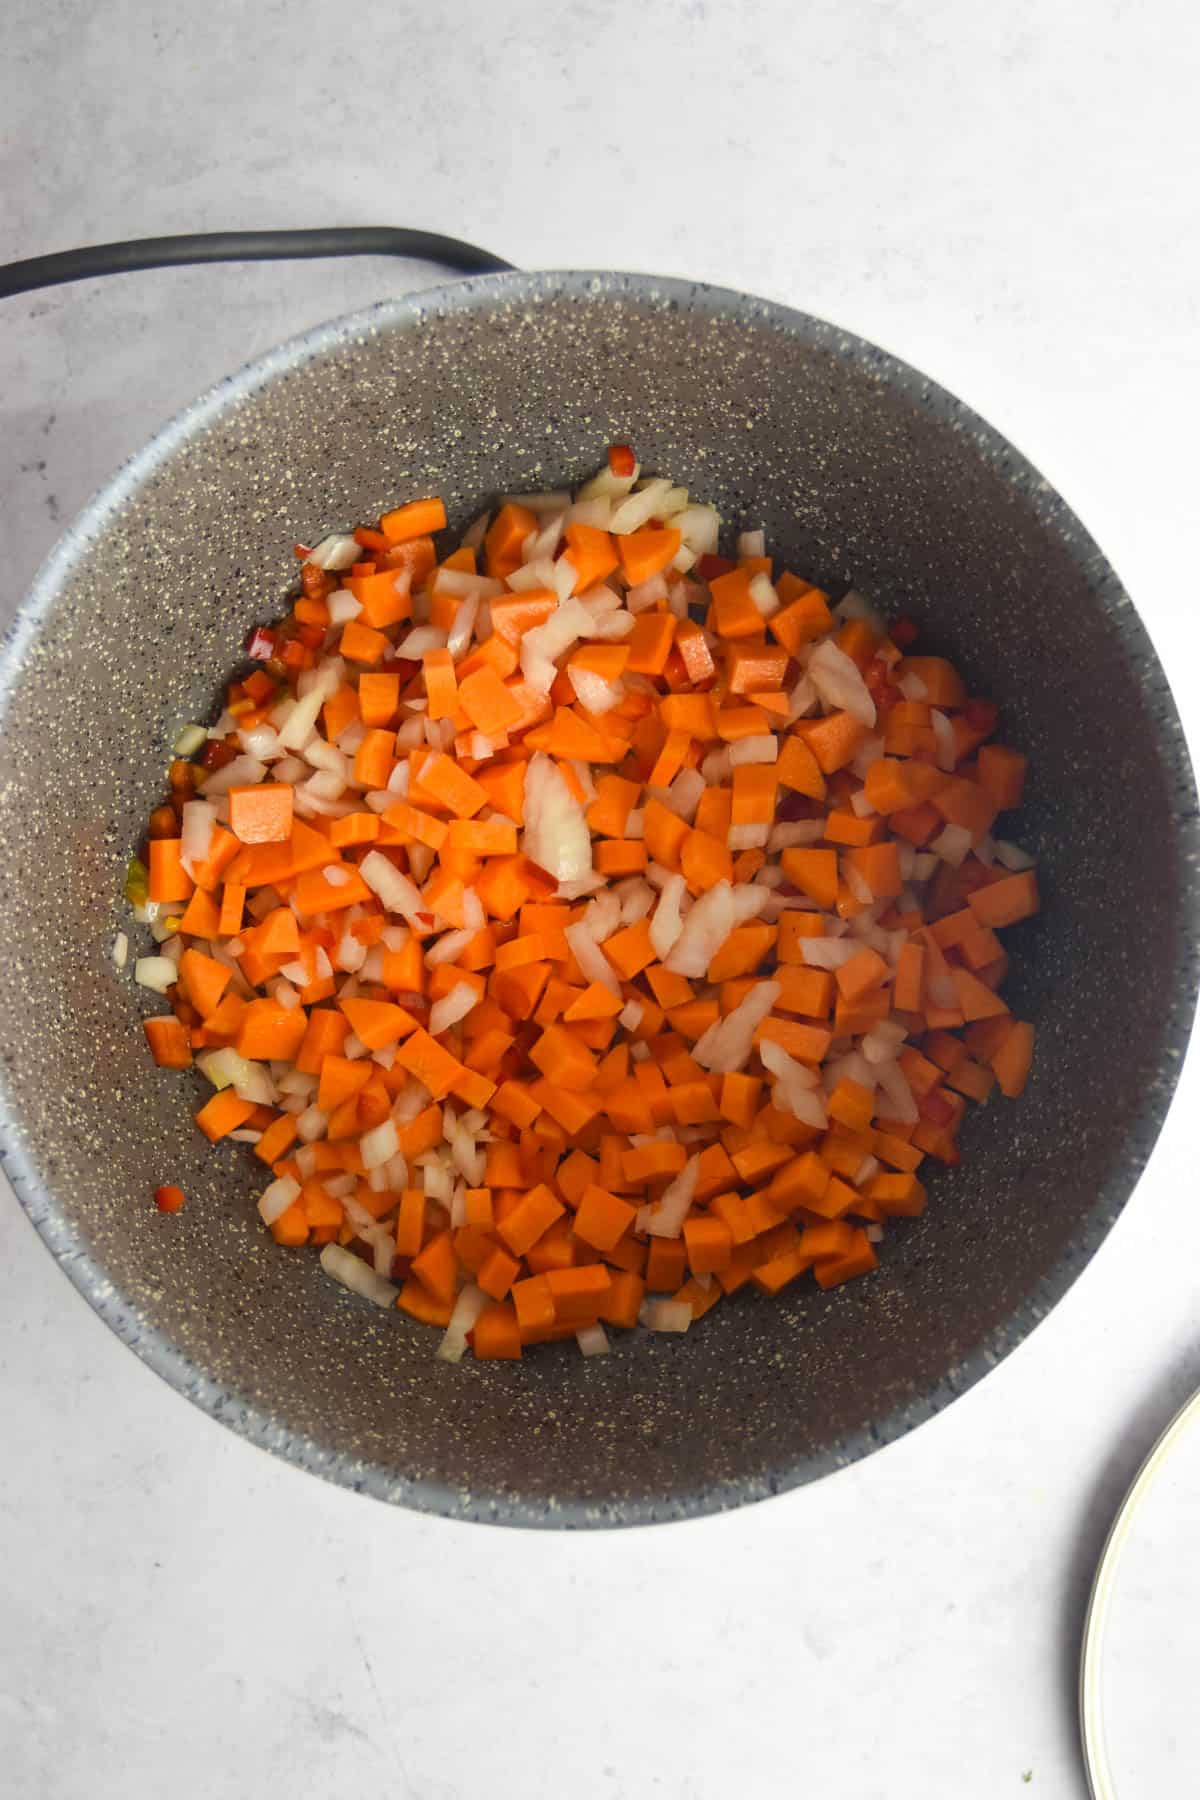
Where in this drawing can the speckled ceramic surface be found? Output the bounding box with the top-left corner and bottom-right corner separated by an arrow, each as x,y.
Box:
0,271 -> 1195,1528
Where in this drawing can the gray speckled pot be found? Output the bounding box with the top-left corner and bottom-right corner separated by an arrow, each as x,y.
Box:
0,271 -> 1195,1528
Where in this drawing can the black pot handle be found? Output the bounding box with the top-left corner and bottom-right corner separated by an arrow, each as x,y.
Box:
0,227 -> 514,300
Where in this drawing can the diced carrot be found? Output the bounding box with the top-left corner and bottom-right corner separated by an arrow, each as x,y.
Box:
485,503 -> 537,580
472,1301 -> 522,1358
380,496 -> 446,544
966,871 -> 1040,929
143,1015 -> 193,1069
228,783 -> 293,845
148,838 -> 193,903
194,1089 -> 257,1143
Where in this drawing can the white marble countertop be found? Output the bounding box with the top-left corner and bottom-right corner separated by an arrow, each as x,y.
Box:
3,2 -> 1199,1793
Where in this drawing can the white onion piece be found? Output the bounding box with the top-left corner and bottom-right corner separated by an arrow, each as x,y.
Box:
931,823 -> 972,867
844,864 -> 874,905
728,823 -> 770,851
585,609 -> 636,642
434,568 -> 504,600
584,890 -> 623,943
568,665 -> 624,714
833,589 -> 886,635
326,587 -> 362,624
578,458 -> 639,501
565,920 -> 621,997
359,851 -> 428,928
693,980 -> 780,1074
665,768 -> 706,823
862,1020 -> 908,1063
672,504 -> 720,556
394,626 -> 448,659
700,746 -> 733,785
626,573 -> 669,613
619,1000 -> 644,1032
320,1244 -> 397,1309
507,556 -> 558,593
258,1175 -> 300,1225
850,736 -> 886,778
429,981 -> 479,1037
799,938 -> 862,969
179,800 -> 217,878
639,1299 -> 692,1332
360,1118 -> 400,1171
768,821 -> 825,850
760,1038 -> 829,1126
931,708 -> 957,772
305,533 -> 360,572
296,1104 -> 330,1143
648,872 -> 687,961
824,1050 -> 877,1093
738,528 -> 766,558
446,592 -> 481,661
994,838 -> 1035,871
424,927 -> 474,968
519,598 -> 594,694
731,884 -> 771,925
640,1153 -> 700,1239
134,956 -> 176,994
522,753 -> 593,884
728,735 -> 778,767
567,497 -> 615,528
787,675 -> 820,721
609,477 -> 673,535
436,1284 -> 488,1364
112,931 -> 129,970
875,1057 -> 919,1123
199,753 -> 267,797
239,723 -> 286,763
748,572 -> 779,617
808,640 -> 877,728
576,1323 -> 610,1357
897,673 -> 928,701
616,879 -> 654,925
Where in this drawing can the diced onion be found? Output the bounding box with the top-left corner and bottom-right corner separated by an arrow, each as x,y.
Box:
808,640 -> 877,728
258,1175 -> 300,1224
436,1284 -> 489,1364
319,1243 -> 398,1308
728,734 -> 778,767
640,1153 -> 700,1239
931,823 -> 973,867
931,709 -> 957,772
134,956 -> 176,993
522,753 -> 593,884
172,723 -> 207,757
800,938 -> 862,969
306,533 -> 360,571
693,980 -> 780,1074
994,838 -> 1035,871
639,1299 -> 692,1332
360,1118 -> 400,1171
875,1057 -> 919,1123
429,981 -> 479,1036
577,1323 -> 610,1357
565,919 -> 621,996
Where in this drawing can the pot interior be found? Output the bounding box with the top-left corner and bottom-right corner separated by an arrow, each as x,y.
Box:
0,271 -> 1193,1525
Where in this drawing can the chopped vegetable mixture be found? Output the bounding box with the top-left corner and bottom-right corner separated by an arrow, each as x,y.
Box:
129,449 -> 1038,1361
